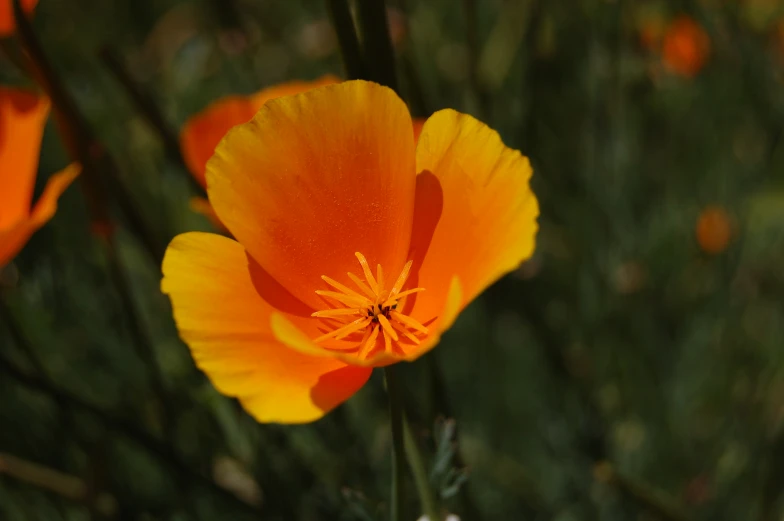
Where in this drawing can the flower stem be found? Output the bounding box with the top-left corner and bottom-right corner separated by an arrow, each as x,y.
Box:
355,0 -> 399,93
384,366 -> 406,521
325,0 -> 366,80
403,417 -> 441,521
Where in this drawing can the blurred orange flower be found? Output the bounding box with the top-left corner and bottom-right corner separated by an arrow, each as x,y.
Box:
0,0 -> 37,36
696,205 -> 733,254
179,76 -> 339,226
0,87 -> 79,267
639,17 -> 665,52
661,16 -> 710,78
180,76 -> 427,229
162,80 -> 539,423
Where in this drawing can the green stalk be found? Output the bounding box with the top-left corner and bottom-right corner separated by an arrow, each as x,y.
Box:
325,0 -> 366,79
403,417 -> 441,521
384,366 -> 406,521
355,0 -> 399,92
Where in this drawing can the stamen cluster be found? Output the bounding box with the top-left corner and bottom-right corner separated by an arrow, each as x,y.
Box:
312,252 -> 428,359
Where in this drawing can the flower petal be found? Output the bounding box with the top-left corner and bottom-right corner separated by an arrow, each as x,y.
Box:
0,163 -> 79,267
269,277 -> 462,367
161,232 -> 371,423
207,80 -> 417,309
0,87 -> 49,228
0,0 -> 37,36
410,109 -> 538,322
179,76 -> 339,188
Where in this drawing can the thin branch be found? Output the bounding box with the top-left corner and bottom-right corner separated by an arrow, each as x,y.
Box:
384,366 -> 407,521
12,0 -> 166,266
403,416 -> 440,521
0,452 -> 118,518
99,46 -> 204,196
102,236 -> 175,440
0,353 -> 260,517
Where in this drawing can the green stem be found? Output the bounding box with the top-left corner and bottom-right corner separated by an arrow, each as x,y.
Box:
99,46 -> 203,196
325,0 -> 366,80
355,0 -> 399,92
103,235 -> 174,440
0,351 -> 259,516
403,417 -> 441,521
13,0 -> 165,266
384,366 -> 406,521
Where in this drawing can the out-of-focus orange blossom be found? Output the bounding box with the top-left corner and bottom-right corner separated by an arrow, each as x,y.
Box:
180,76 -> 427,230
661,16 -> 710,78
162,80 -> 539,423
179,76 -> 339,228
0,0 -> 36,36
0,87 -> 79,266
696,205 -> 733,255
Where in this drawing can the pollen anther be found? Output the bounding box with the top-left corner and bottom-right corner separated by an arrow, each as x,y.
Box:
312,253 -> 427,359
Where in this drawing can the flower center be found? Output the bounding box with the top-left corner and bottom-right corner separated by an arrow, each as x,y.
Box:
311,252 -> 427,359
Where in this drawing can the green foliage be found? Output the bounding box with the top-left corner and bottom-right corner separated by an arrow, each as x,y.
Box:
3,0 -> 784,519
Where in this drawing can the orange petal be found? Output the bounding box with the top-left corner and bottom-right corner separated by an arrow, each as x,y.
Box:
0,87 -> 49,228
269,277 -> 462,367
412,117 -> 426,144
179,76 -> 339,188
0,163 -> 79,267
161,232 -> 371,423
0,0 -> 37,36
662,16 -> 710,78
410,109 -> 538,324
207,80 -> 417,310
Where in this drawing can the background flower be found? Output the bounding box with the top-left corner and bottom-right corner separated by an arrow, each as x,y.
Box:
0,88 -> 78,266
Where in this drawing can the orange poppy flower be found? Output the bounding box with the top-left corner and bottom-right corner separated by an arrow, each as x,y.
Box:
661,16 -> 710,78
696,206 -> 733,254
180,76 -> 339,226
0,0 -> 37,36
162,81 -> 538,423
0,87 -> 79,267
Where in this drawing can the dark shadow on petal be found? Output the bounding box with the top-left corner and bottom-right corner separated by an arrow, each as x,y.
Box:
404,170 -> 443,314
246,251 -> 314,317
310,365 -> 372,413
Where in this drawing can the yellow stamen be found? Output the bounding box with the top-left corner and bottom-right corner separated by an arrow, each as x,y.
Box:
358,325 -> 379,358
391,320 -> 421,345
355,252 -> 378,294
390,310 -> 428,334
382,287 -> 424,308
312,308 -> 362,318
321,275 -> 367,300
316,290 -> 371,307
314,317 -> 372,343
377,314 -> 399,342
312,253 -> 429,360
347,272 -> 375,299
390,260 -> 413,296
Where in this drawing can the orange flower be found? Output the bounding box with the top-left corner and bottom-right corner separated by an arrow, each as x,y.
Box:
661,16 -> 710,78
0,0 -> 37,36
696,206 -> 733,255
162,81 -> 538,423
639,16 -> 665,51
180,76 -> 339,226
0,87 -> 79,267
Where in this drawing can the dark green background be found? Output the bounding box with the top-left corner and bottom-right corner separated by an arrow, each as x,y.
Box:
3,0 -> 784,519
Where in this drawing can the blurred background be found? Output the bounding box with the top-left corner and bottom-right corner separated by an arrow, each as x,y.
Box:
3,0 -> 784,519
